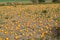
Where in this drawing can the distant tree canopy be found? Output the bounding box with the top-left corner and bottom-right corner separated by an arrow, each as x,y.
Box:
30,0 -> 60,3
53,0 -> 60,3
31,0 -> 45,3
30,0 -> 45,3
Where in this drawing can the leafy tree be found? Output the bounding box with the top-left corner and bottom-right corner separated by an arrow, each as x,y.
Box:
53,0 -> 60,3
30,0 -> 45,4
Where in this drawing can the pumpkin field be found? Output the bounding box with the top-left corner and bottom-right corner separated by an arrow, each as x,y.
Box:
0,3 -> 60,40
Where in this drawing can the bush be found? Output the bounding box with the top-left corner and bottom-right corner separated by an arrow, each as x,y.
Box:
30,0 -> 45,4
53,0 -> 60,3
38,0 -> 45,2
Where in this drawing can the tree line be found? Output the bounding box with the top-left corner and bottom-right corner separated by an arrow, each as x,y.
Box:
30,0 -> 60,4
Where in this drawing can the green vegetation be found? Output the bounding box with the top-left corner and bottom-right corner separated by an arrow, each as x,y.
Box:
55,17 -> 60,23
0,0 -> 30,2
